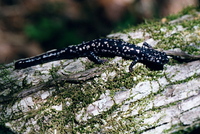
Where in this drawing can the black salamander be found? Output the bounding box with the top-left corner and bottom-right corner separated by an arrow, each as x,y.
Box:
15,38 -> 169,71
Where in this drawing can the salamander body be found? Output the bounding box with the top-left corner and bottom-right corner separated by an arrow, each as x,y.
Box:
15,38 -> 169,71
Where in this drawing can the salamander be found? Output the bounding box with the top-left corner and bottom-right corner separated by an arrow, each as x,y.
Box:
15,38 -> 169,71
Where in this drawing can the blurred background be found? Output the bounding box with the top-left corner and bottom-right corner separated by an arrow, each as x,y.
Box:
0,0 -> 199,64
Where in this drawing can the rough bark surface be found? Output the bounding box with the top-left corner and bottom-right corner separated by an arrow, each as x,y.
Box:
0,9 -> 200,134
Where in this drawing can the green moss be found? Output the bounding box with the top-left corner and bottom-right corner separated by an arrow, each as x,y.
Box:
168,73 -> 200,85
164,123 -> 200,134
166,6 -> 197,21
0,66 -> 23,104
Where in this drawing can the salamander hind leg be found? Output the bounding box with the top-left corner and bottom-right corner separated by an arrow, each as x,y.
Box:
88,52 -> 107,64
129,57 -> 139,72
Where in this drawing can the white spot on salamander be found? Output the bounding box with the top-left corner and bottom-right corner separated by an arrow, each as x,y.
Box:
70,49 -> 73,52
136,49 -> 140,53
98,42 -> 101,47
86,45 -> 90,49
104,41 -> 108,44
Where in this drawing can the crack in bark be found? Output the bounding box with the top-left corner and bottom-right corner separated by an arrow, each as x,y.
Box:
164,50 -> 200,62
0,67 -> 104,103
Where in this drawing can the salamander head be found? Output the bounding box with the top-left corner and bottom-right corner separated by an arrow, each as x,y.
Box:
141,49 -> 169,70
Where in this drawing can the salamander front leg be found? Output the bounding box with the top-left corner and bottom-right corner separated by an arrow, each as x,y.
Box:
88,52 -> 107,64
129,57 -> 139,72
143,42 -> 152,49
